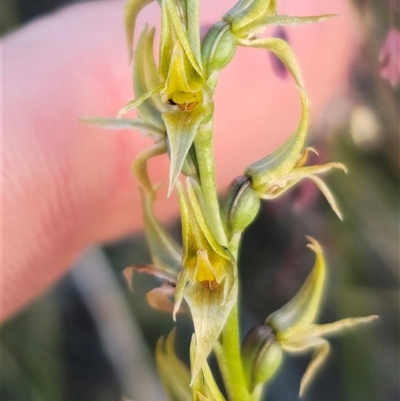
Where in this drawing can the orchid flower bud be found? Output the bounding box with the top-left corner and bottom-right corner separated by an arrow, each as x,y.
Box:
201,21 -> 237,87
221,176 -> 260,239
241,325 -> 283,393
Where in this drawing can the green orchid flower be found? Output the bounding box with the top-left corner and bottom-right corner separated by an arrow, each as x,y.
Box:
120,0 -> 216,196
231,34 -> 347,219
242,237 -> 378,397
176,178 -> 237,383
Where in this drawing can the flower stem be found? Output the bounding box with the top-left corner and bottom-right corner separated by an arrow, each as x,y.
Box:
193,117 -> 227,246
216,303 -> 250,401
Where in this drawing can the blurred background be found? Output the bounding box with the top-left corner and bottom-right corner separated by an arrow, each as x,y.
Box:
1,1 -> 399,401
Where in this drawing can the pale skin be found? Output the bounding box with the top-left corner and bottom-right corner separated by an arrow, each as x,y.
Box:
2,0 -> 360,321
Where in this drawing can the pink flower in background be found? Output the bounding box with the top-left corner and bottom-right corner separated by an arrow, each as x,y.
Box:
379,29 -> 400,86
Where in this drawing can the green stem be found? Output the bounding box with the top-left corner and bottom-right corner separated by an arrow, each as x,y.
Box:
193,117 -> 227,246
215,303 -> 250,401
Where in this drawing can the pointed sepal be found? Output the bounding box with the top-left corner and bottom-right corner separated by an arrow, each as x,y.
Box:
190,335 -> 227,401
141,188 -> 183,275
186,273 -> 238,383
124,0 -> 155,61
163,106 -> 209,195
134,25 -> 166,129
156,329 -> 192,401
242,37 -> 309,193
266,237 -> 325,340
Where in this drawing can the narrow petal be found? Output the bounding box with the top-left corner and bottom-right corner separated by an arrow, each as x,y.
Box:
141,188 -> 183,274
266,237 -> 325,339
123,264 -> 176,292
134,26 -> 166,129
146,283 -> 178,314
243,14 -> 337,37
201,357 -> 227,401
173,269 -> 188,320
307,175 -> 344,220
280,336 -> 330,397
124,0 -> 155,61
79,116 -> 165,139
299,338 -> 330,397
156,330 -> 192,401
190,335 -> 227,401
296,147 -> 318,168
132,140 -> 167,197
118,84 -> 163,117
258,162 -> 347,219
241,38 -> 309,191
159,0 -> 176,80
305,315 -> 379,339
